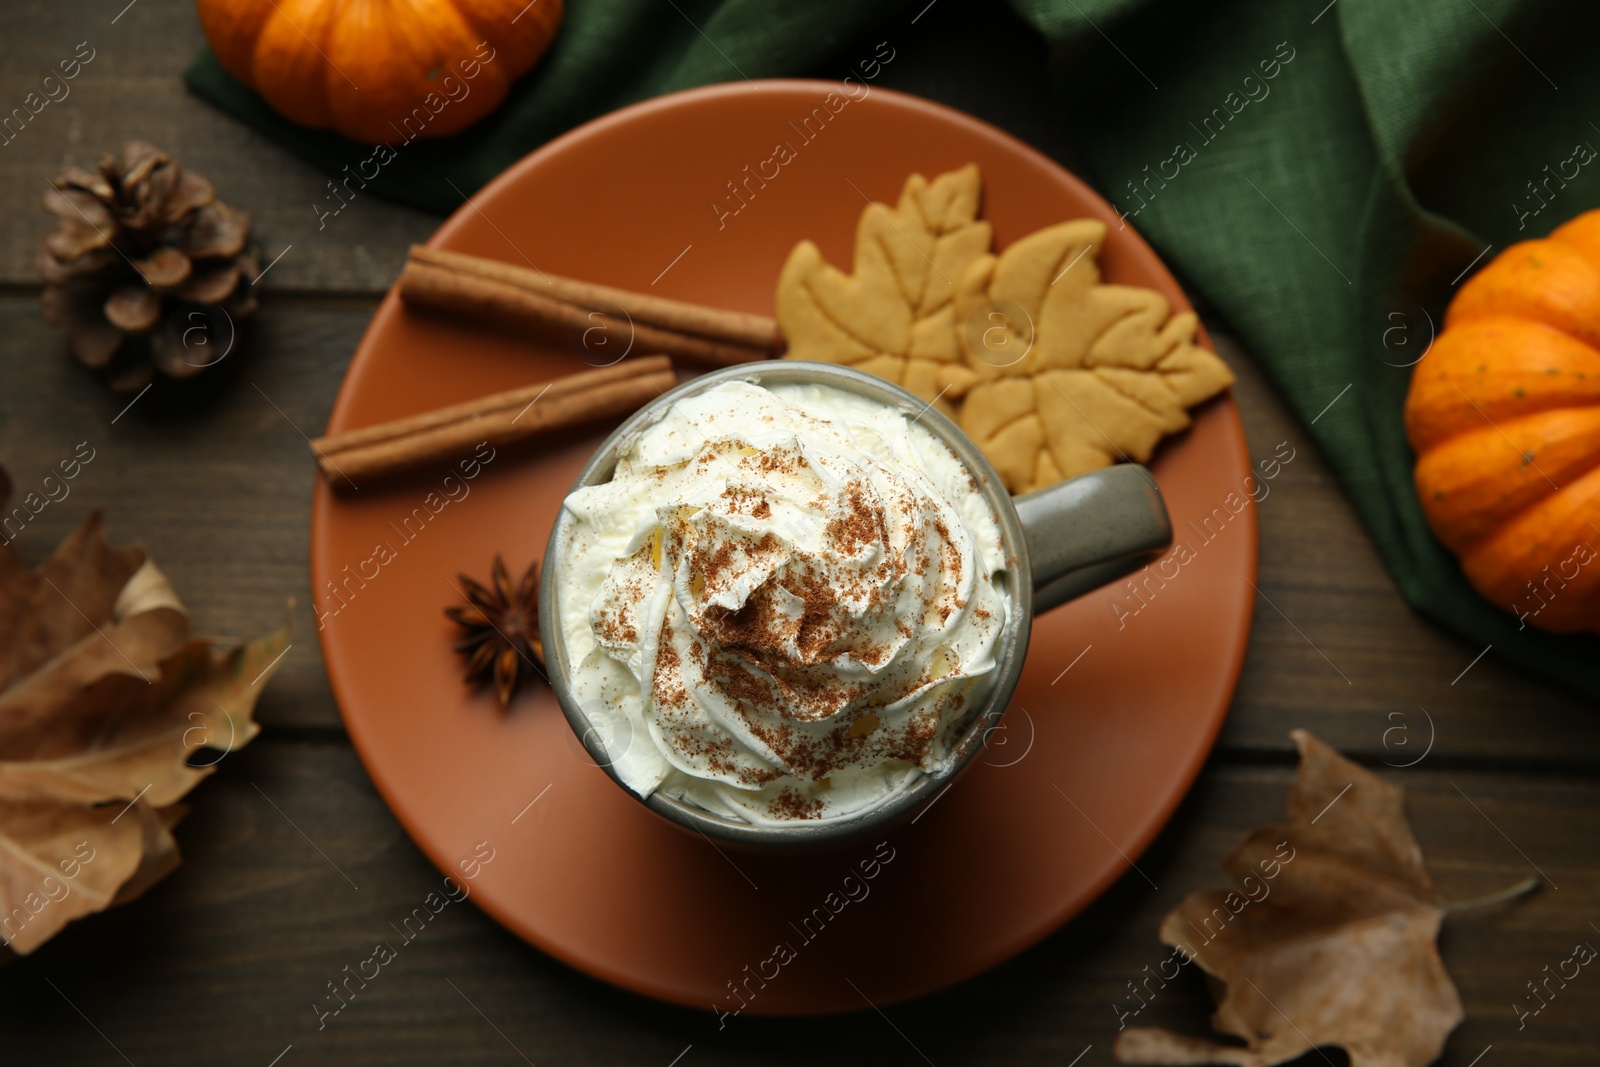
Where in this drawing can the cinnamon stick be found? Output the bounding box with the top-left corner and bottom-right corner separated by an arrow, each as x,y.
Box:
400,251 -> 780,368
409,245 -> 784,353
310,356 -> 676,489
400,260 -> 769,369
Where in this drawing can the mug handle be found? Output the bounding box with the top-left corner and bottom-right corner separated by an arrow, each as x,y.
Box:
1015,465 -> 1173,614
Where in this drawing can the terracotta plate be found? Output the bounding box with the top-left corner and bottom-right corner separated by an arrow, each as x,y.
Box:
311,81 -> 1257,1014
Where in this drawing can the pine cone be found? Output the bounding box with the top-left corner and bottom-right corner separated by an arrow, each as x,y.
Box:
37,141 -> 259,393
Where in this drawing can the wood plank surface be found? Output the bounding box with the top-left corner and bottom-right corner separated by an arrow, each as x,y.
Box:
0,0 -> 1595,1064
1,744 -> 1594,1066
0,1 -> 438,294
2,297 -> 1590,761
0,297 -> 357,731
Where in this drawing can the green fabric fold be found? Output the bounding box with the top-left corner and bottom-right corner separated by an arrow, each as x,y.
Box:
185,0 -> 1600,698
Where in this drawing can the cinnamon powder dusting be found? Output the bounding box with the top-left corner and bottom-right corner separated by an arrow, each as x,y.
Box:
574,382 -> 1010,822
768,787 -> 823,820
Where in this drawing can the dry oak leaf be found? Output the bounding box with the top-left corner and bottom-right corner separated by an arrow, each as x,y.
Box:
954,219 -> 1235,493
776,164 -> 992,412
0,483 -> 287,956
1115,730 -> 1468,1067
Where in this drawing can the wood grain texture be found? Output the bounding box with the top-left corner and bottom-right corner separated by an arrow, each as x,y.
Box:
2,295 -> 1592,755
0,744 -> 1593,1066
0,297 -> 356,731
0,1 -> 438,293
1214,335 -> 1600,768
0,0 -> 1595,1063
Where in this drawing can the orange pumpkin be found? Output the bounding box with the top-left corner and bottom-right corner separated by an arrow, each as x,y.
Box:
1405,211 -> 1600,634
196,0 -> 562,144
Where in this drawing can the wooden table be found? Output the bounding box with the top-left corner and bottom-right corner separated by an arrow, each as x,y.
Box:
2,2 -> 1595,1063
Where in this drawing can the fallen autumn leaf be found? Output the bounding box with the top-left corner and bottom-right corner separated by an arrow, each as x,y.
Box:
1115,729 -> 1532,1067
0,466 -> 287,955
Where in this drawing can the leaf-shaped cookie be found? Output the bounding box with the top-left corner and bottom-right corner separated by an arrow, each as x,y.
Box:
955,219 -> 1235,493
0,474 -> 286,955
1114,731 -> 1470,1067
777,164 -> 992,410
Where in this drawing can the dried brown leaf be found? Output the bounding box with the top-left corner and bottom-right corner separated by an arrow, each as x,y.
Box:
1115,730 -> 1467,1067
0,798 -> 182,955
0,498 -> 286,955
0,510 -> 148,692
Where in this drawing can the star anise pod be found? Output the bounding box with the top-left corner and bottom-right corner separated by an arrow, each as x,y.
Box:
37,140 -> 259,393
446,555 -> 544,706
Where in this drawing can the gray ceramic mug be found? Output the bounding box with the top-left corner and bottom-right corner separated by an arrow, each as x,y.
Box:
539,361 -> 1171,848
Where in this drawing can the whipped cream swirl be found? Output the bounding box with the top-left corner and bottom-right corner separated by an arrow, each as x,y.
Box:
556,380 -> 1010,824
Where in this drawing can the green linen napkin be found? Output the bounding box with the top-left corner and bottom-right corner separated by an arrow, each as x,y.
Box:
185,0 -> 1600,698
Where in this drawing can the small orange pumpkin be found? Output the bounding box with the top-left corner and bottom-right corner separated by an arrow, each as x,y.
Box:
1405,211 -> 1600,634
196,0 -> 562,144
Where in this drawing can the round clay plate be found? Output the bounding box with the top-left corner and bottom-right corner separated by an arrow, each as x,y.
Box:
311,81 -> 1256,1014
